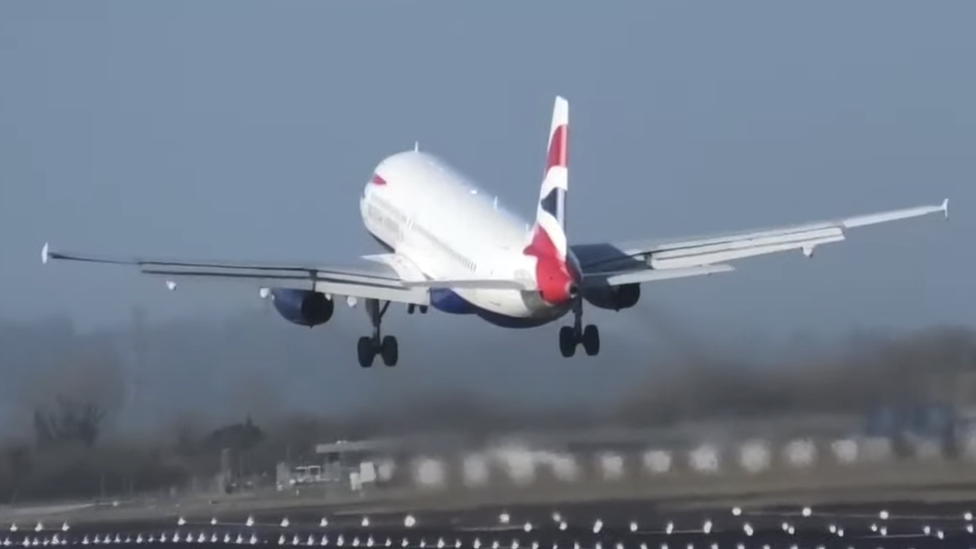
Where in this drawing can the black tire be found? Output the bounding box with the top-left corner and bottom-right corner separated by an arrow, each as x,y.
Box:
559,326 -> 576,358
357,336 -> 375,368
582,324 -> 600,356
380,335 -> 399,367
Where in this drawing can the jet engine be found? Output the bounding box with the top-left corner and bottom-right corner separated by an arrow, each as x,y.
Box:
270,289 -> 335,327
582,283 -> 641,311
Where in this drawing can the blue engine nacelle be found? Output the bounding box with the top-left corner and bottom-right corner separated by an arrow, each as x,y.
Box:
270,289 -> 335,327
582,283 -> 641,311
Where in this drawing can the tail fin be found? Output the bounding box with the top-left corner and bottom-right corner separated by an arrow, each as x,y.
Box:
532,95 -> 569,258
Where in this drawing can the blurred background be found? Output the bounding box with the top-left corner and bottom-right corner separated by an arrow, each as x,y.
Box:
1,0 -> 974,507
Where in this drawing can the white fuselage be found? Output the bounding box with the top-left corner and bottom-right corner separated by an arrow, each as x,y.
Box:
359,150 -> 570,325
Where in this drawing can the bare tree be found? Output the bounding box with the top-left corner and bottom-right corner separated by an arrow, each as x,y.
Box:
32,395 -> 106,447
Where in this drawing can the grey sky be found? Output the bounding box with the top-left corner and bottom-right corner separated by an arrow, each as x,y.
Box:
1,1 -> 973,341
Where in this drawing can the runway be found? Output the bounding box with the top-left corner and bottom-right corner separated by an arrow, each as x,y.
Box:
7,498 -> 976,547
5,426 -> 976,546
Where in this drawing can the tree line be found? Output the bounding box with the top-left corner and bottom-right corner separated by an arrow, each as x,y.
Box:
1,317 -> 975,503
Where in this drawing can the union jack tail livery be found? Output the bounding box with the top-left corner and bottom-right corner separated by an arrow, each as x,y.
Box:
532,95 -> 569,259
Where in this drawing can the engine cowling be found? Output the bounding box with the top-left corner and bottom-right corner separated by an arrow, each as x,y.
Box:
270,289 -> 335,327
582,283 -> 641,311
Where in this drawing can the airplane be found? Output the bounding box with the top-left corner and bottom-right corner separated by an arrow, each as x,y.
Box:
41,95 -> 950,368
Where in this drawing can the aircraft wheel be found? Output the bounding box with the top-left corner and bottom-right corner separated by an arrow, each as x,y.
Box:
357,336 -> 375,368
582,324 -> 600,356
380,335 -> 399,367
558,326 -> 576,358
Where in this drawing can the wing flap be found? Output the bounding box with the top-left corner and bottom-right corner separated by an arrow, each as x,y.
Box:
650,234 -> 846,270
650,227 -> 843,260
42,243 -> 533,305
136,266 -> 535,293
42,243 -> 366,273
584,264 -> 736,287
139,268 -> 432,306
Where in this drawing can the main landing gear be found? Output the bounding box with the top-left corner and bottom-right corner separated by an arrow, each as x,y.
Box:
357,299 -> 398,368
559,301 -> 600,357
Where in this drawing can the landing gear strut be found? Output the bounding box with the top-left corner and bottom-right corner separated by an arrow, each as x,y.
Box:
558,300 -> 600,357
357,299 -> 398,368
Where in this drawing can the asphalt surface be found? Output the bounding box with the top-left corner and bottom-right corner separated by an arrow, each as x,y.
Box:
5,497 -> 976,547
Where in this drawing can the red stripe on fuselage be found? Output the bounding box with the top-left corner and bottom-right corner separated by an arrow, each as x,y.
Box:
523,226 -> 577,305
546,124 -> 568,171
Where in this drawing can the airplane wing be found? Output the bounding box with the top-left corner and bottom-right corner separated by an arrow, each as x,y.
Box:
572,199 -> 949,287
40,244 -> 534,306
